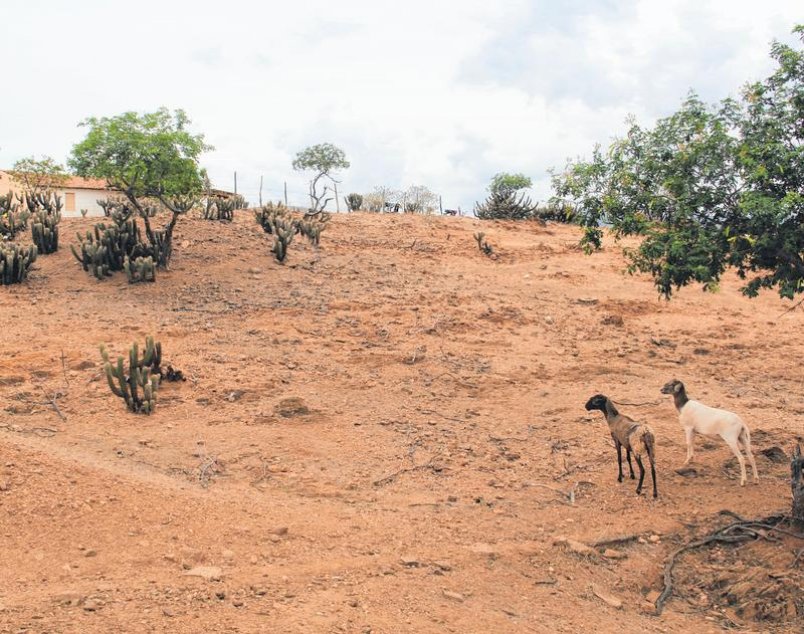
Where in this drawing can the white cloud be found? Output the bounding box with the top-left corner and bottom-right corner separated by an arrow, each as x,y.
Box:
0,0 -> 800,209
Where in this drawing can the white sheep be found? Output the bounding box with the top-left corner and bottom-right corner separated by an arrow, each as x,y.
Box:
661,379 -> 758,486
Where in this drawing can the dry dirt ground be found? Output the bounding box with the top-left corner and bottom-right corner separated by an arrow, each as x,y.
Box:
0,211 -> 802,634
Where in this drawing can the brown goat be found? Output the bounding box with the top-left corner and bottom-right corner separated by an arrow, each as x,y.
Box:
585,394 -> 658,498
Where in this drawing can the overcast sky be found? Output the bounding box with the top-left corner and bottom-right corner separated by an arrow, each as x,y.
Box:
0,1 -> 800,210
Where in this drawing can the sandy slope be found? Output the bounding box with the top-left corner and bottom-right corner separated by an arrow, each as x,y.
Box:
0,211 -> 801,633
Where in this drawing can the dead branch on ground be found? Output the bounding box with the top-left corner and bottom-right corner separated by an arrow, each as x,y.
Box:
654,511 -> 804,615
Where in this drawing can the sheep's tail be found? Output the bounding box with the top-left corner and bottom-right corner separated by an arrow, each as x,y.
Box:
738,423 -> 752,447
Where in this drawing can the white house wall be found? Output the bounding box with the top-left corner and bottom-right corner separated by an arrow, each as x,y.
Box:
61,188 -> 111,218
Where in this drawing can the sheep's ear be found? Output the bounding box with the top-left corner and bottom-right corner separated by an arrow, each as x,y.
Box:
673,382 -> 682,394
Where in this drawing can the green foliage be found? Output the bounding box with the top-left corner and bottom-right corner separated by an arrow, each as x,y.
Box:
292,142 -> 349,217
475,189 -> 538,220
292,143 -> 350,174
344,193 -> 363,211
31,209 -> 60,254
551,25 -> 804,300
10,156 -> 69,195
100,338 -> 161,414
124,255 -> 156,283
69,108 -> 211,268
0,244 -> 37,285
489,172 -> 532,196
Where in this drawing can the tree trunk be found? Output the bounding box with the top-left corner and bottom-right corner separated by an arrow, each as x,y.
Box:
793,444 -> 804,526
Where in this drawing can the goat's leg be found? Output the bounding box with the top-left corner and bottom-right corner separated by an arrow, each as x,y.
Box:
626,447 -> 635,479
724,437 -> 748,486
635,455 -> 646,495
683,427 -> 695,466
616,441 -> 624,483
740,428 -> 759,482
648,451 -> 658,498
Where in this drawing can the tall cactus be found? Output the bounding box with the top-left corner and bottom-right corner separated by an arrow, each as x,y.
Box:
0,244 -> 38,285
31,209 -> 61,254
271,218 -> 295,263
99,338 -> 162,414
344,193 -> 363,212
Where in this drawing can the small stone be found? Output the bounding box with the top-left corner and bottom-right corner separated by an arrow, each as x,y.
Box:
222,549 -> 235,560
183,566 -> 222,581
163,607 -> 175,617
602,548 -> 626,560
232,599 -> 244,607
269,535 -> 281,543
348,599 -> 359,608
274,398 -> 310,418
645,590 -> 661,603
215,591 -> 226,600
83,599 -> 100,611
592,585 -> 623,609
54,591 -> 84,606
84,549 -> 97,558
433,561 -> 452,572
649,534 -> 661,543
0,480 -> 8,492
268,526 -> 289,536
442,590 -> 464,602
400,556 -> 420,567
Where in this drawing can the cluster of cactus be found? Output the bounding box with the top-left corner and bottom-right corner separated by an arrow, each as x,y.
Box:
22,192 -> 63,215
203,196 -> 236,221
31,209 -> 60,254
254,201 -> 291,234
0,243 -> 38,284
298,216 -> 328,246
0,193 -> 32,239
71,214 -> 150,279
474,232 -> 493,256
100,337 -> 162,414
98,197 -> 157,219
232,194 -> 248,209
344,193 -> 363,212
124,255 -> 156,283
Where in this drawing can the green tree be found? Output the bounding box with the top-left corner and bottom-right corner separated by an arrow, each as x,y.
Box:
69,108 -> 211,268
489,172 -> 532,196
292,143 -> 349,217
551,25 -> 804,301
10,155 -> 69,195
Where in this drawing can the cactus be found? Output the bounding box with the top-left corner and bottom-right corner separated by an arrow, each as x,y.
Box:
203,195 -> 236,221
474,232 -> 493,256
0,243 -> 38,285
100,339 -> 161,414
271,217 -> 295,263
255,201 -> 291,234
31,209 -> 60,254
124,255 -> 156,283
71,209 -> 155,279
298,218 -> 326,246
344,193 -> 363,212
0,193 -> 29,239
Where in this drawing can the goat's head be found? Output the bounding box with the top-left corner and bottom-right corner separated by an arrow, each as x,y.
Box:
660,379 -> 685,395
585,394 -> 609,413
